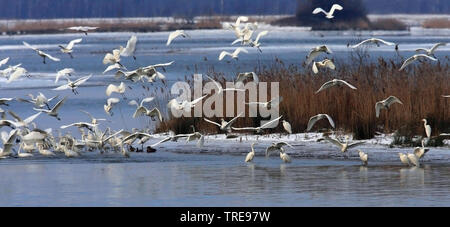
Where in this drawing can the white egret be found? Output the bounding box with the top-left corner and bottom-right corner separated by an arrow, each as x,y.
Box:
245,143 -> 257,163
307,114 -> 335,131
23,41 -> 60,64
306,45 -> 333,65
233,116 -> 283,134
375,96 -> 403,118
17,92 -> 58,109
58,38 -> 82,58
246,96 -> 283,109
56,68 -> 75,83
399,153 -> 410,166
205,75 -> 245,95
266,142 -> 294,158
312,59 -> 335,74
219,48 -> 248,61
283,120 -> 292,134
0,130 -> 18,158
324,136 -> 365,153
414,139 -> 430,159
167,95 -> 207,115
422,119 -> 432,139
167,30 -> 190,46
204,112 -> 244,133
407,153 -> 420,167
120,35 -> 138,60
0,57 -> 9,68
399,54 -> 438,71
106,82 -> 126,96
279,149 -> 292,163
4,111 -> 41,128
312,4 -> 343,19
0,98 -> 13,106
34,96 -> 67,121
67,26 -> 98,35
315,79 -> 357,94
357,150 -> 368,166
350,38 -> 398,50
6,67 -> 28,83
53,75 -> 92,95
236,72 -> 259,84
104,98 -> 120,116
415,42 -> 446,57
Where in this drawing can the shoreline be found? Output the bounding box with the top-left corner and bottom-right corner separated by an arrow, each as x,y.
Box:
1,14 -> 448,35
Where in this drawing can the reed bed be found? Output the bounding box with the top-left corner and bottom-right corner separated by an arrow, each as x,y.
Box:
155,55 -> 449,142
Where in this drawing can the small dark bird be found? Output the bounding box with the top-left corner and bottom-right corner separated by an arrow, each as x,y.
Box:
146,146 -> 157,153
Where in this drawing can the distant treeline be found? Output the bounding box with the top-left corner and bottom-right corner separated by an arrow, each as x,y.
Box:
0,0 -> 447,19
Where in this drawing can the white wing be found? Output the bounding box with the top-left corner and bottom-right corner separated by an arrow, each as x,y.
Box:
22,41 -> 38,51
121,35 -> 137,56
7,67 -> 27,83
315,80 -> 335,94
260,115 -> 283,129
103,63 -> 122,74
351,39 -> 373,49
167,30 -> 189,46
66,38 -> 83,50
255,30 -> 269,43
233,47 -> 249,56
0,57 -> 9,68
312,7 -> 327,15
430,42 -> 446,53
399,56 -> 416,71
74,75 -> 92,87
204,118 -> 221,127
337,80 -> 357,90
219,51 -> 232,61
329,4 -> 344,15
41,52 -> 61,62
107,98 -> 120,106
374,38 -> 396,46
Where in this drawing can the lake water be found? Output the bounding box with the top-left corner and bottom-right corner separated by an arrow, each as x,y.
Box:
0,27 -> 449,206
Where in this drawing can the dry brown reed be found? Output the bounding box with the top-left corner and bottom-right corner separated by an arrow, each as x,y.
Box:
156,56 -> 450,142
422,19 -> 450,29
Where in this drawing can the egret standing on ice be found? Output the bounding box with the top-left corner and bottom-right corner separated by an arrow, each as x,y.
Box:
422,119 -> 432,139
245,143 -> 257,163
312,4 -> 343,19
357,150 -> 368,166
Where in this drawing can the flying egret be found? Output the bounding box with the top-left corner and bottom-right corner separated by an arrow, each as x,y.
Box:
17,92 -> 58,109
167,95 -> 208,115
312,59 -> 335,74
266,142 -> 293,158
350,38 -> 398,50
6,67 -> 28,83
315,79 -> 357,94
219,48 -> 248,61
4,111 -> 41,128
53,75 -> 92,95
0,98 -> 13,106
120,35 -> 138,60
104,98 -> 120,116
415,42 -> 446,57
306,45 -> 333,65
307,114 -> 335,131
324,136 -> 365,153
246,96 -> 283,109
204,112 -> 244,134
23,41 -> 60,64
312,4 -> 343,19
56,68 -> 75,83
34,96 -> 68,121
375,96 -> 403,118
58,38 -> 82,58
232,116 -> 283,134
205,75 -> 245,95
0,130 -> 18,158
67,26 -> 98,35
399,54 -> 438,71
0,57 -> 9,68
167,30 -> 190,46
106,82 -> 126,96
235,72 -> 259,84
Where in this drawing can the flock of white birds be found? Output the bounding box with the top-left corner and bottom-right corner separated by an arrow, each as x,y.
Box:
0,4 -> 448,167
